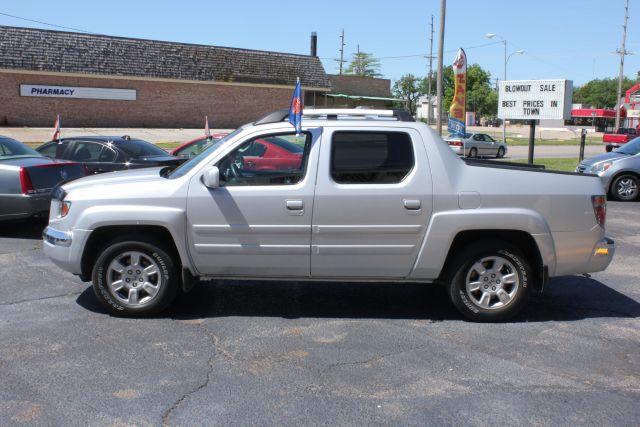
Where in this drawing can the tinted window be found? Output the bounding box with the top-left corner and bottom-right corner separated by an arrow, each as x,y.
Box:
69,141 -> 104,162
0,137 -> 41,159
218,133 -> 310,187
331,132 -> 414,184
38,140 -> 71,158
116,139 -> 169,158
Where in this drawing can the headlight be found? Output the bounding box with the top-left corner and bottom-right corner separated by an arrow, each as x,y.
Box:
57,201 -> 71,218
589,161 -> 613,173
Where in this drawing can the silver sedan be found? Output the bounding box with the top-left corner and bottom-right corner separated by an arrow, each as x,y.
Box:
576,136 -> 640,201
444,133 -> 508,158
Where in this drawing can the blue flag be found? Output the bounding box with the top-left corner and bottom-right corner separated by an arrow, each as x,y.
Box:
289,78 -> 303,135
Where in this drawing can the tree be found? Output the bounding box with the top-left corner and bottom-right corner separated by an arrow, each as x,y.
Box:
441,64 -> 497,118
392,74 -> 424,115
573,77 -> 636,108
344,51 -> 382,77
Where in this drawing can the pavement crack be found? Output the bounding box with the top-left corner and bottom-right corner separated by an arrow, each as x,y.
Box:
0,291 -> 82,306
161,327 -> 218,426
323,344 -> 428,373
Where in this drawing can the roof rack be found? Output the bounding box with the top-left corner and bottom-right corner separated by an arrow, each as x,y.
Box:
253,108 -> 415,125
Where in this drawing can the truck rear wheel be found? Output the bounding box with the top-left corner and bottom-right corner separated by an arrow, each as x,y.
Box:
447,241 -> 531,321
91,237 -> 179,316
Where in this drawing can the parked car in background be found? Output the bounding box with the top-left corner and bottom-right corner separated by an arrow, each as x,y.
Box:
576,136 -> 640,201
37,136 -> 184,174
444,133 -> 507,158
602,127 -> 639,152
171,134 -> 228,158
173,133 -> 304,171
0,136 -> 86,221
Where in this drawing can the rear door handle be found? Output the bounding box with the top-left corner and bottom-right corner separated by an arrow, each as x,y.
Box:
403,199 -> 421,210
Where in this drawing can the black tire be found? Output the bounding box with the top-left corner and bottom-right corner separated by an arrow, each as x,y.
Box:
92,236 -> 180,316
496,147 -> 505,158
610,174 -> 639,201
468,147 -> 478,158
447,241 -> 531,322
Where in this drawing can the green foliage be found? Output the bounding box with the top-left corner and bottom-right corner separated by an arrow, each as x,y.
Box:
392,74 -> 423,114
573,78 -> 636,108
344,51 -> 382,77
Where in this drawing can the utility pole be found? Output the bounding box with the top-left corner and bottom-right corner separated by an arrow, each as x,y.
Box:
436,0 -> 446,135
335,29 -> 346,75
356,44 -> 361,75
427,15 -> 434,125
615,0 -> 629,129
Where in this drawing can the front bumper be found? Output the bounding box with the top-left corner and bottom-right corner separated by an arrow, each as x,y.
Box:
42,226 -> 90,275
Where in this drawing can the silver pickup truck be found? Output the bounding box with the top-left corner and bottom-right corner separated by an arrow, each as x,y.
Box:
43,109 -> 615,321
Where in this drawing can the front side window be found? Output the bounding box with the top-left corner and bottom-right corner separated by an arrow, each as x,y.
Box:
217,132 -> 311,186
331,131 -> 414,184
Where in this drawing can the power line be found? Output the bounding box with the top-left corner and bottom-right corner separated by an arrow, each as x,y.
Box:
0,11 -> 99,34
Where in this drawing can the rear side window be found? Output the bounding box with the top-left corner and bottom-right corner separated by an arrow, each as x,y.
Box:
331,131 -> 414,184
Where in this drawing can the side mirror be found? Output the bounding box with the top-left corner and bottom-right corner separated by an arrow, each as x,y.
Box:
202,166 -> 220,188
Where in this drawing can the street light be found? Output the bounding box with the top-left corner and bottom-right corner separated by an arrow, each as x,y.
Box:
486,33 -> 524,143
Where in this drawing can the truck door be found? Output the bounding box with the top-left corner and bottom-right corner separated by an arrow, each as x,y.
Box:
311,128 -> 433,278
186,129 -> 320,277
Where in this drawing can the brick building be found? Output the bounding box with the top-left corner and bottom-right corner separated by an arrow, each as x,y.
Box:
321,74 -> 400,109
0,26 -> 330,128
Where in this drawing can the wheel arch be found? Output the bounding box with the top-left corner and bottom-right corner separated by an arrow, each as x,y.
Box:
437,229 -> 546,291
80,225 -> 184,282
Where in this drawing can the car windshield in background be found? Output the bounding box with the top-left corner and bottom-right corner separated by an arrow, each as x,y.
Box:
616,137 -> 640,156
0,137 -> 42,160
167,127 -> 244,179
116,139 -> 171,158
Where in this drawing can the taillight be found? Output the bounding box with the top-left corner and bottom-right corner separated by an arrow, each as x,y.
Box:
592,195 -> 606,227
449,140 -> 463,147
19,167 -> 35,194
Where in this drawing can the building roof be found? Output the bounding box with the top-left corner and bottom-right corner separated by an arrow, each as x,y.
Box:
327,74 -> 391,97
0,26 -> 330,89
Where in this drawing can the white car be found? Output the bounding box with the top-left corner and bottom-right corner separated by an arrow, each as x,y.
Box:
444,133 -> 507,158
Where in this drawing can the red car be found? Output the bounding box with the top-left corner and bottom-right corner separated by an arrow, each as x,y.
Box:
172,134 -> 304,171
170,134 -> 229,158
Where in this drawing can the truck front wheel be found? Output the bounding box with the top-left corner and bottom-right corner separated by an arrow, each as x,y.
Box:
91,237 -> 179,316
447,241 -> 531,321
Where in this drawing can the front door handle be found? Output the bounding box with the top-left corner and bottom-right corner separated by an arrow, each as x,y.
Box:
403,199 -> 421,210
286,200 -> 304,210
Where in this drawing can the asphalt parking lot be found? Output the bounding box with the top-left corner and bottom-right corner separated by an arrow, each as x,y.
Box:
0,203 -> 638,426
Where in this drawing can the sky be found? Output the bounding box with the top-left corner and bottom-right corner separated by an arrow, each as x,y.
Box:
0,0 -> 638,87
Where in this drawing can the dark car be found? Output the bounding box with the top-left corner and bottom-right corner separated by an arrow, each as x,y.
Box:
0,136 -> 87,221
36,135 -> 184,174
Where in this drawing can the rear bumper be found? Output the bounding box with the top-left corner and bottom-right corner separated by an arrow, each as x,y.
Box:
586,237 -> 615,273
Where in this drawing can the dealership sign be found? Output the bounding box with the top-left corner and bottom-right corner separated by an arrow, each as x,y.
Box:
20,85 -> 136,101
498,79 -> 573,120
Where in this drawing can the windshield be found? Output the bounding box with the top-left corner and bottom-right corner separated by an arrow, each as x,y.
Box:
0,137 -> 42,160
447,133 -> 471,139
616,137 -> 640,156
167,127 -> 245,179
117,139 -> 172,158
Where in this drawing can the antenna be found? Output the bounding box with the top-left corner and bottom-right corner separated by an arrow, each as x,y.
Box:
334,29 -> 346,75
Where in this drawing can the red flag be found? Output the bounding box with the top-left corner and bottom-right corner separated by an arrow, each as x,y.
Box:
204,116 -> 211,138
52,114 -> 61,141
